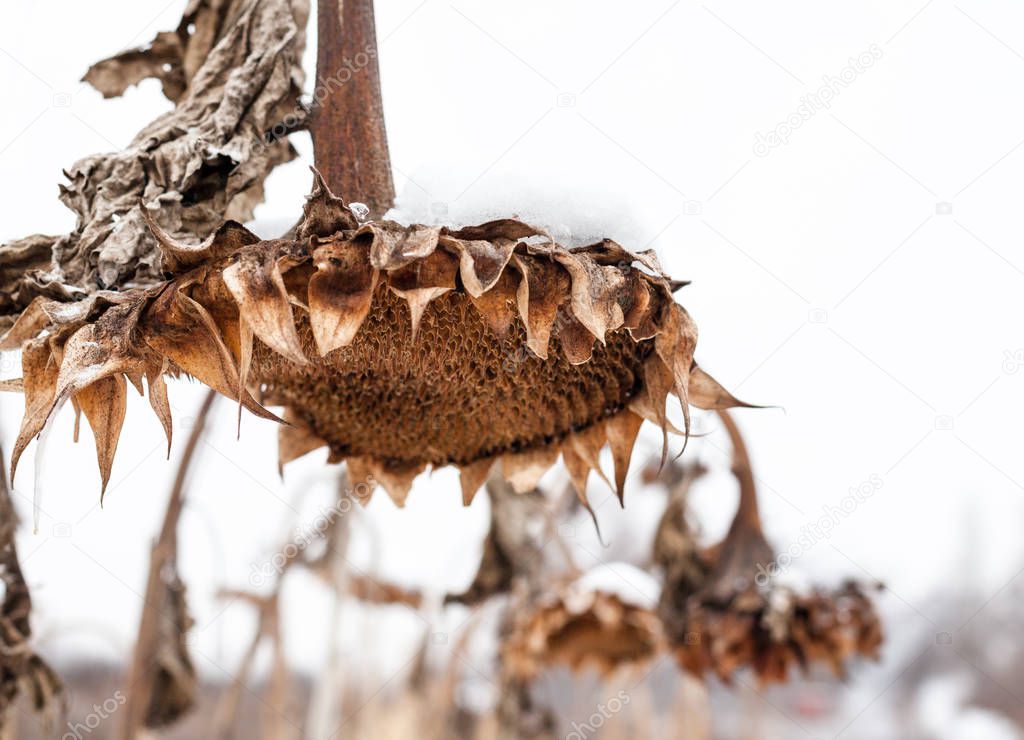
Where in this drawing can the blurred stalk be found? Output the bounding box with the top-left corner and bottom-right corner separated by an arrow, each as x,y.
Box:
305,471 -> 354,739
118,390 -> 216,740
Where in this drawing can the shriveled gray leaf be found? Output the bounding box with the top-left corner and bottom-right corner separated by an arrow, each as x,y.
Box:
0,0 -> 309,325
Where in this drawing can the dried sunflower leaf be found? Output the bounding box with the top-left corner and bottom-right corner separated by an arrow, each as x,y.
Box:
0,0 -> 308,323
0,297 -> 51,350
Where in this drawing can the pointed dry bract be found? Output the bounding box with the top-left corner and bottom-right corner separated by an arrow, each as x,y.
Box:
77,374 -> 128,498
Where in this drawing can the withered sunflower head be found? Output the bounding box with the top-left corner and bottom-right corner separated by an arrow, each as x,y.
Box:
672,578 -> 884,685
2,170 -> 747,507
502,586 -> 664,679
660,411 -> 883,685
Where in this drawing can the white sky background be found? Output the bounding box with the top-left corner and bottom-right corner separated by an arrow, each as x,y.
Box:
2,0 -> 1024,734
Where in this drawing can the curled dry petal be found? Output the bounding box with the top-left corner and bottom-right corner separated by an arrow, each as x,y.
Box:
223,252 -> 307,365
307,240 -> 379,355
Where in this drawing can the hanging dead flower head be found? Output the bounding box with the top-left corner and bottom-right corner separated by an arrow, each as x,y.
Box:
502,584 -> 663,680
662,411 -> 883,685
3,170 -> 748,510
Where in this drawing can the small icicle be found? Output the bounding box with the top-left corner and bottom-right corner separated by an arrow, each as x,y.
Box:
32,415 -> 56,534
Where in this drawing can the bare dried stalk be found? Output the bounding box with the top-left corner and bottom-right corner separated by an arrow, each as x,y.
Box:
311,0 -> 395,215
0,443 -> 62,731
118,390 -> 216,740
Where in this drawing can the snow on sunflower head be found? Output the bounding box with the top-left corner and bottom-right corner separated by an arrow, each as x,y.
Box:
2,170 -> 748,508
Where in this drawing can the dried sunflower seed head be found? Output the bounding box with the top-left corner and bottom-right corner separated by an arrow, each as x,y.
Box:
2,172 -> 748,510
502,587 -> 664,679
671,579 -> 883,685
659,411 -> 883,685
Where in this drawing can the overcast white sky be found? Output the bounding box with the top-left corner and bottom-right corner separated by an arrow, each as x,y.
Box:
2,1 -> 1024,736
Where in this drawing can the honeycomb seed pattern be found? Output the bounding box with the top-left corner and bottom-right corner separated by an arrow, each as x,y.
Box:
252,287 -> 653,467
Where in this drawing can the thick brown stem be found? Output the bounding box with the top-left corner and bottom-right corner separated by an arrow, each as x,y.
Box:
119,390 -> 216,740
311,0 -> 395,215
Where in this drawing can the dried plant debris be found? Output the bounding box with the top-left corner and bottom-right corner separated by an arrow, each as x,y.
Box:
648,457 -> 711,592
0,459 -> 62,724
445,479 -> 549,606
142,569 -> 197,728
0,0 -> 308,327
659,411 -> 883,685
2,171 -> 749,509
672,579 -> 883,685
503,588 -> 664,679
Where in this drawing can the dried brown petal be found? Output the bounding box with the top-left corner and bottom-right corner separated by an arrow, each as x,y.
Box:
387,249 -> 459,339
308,239 -> 379,354
439,234 -> 515,297
278,409 -> 327,472
359,222 -> 443,270
223,251 -> 307,365
11,340 -> 59,481
147,362 -> 173,457
298,168 -> 359,239
512,254 -> 567,359
76,374 -> 128,499
605,411 -> 644,506
459,457 -> 495,507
